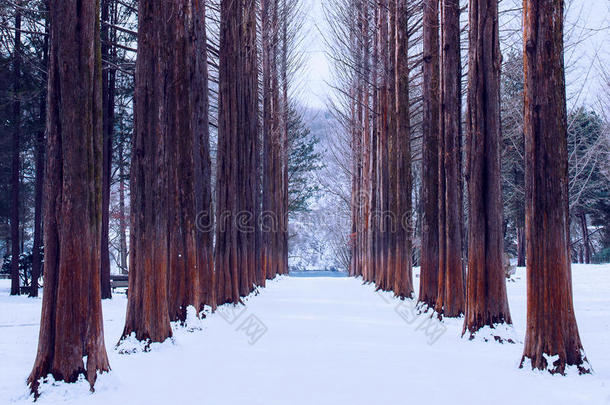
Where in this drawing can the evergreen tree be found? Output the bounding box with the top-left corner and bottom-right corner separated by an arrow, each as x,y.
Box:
287,107 -> 322,214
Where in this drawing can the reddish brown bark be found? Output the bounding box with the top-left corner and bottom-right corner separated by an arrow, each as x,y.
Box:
436,0 -> 465,317
262,0 -> 284,282
520,0 -> 590,374
463,0 -> 511,336
166,0 -> 213,322
376,0 -> 390,291
192,0 -> 215,309
261,0 -> 273,284
216,0 -> 260,304
240,0 -> 260,293
419,0 -> 440,309
28,0 -> 109,395
387,0 -> 397,293
361,0 -> 372,283
121,0 -> 173,342
393,0 -> 414,298
350,12 -> 363,278
369,2 -> 378,285
280,0 -> 290,277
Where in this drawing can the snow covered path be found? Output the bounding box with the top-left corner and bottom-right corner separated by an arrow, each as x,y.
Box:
1,265 -> 610,404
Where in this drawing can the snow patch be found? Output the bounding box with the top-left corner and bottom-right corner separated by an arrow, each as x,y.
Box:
465,323 -> 519,344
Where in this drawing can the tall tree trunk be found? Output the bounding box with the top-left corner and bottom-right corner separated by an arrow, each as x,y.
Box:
463,0 -> 511,336
365,2 -> 379,282
419,0 -> 440,309
10,3 -> 22,296
436,0 -> 465,317
517,225 -> 526,267
100,0 -> 114,300
370,1 -> 379,286
121,0 -> 173,341
192,0 -> 215,309
376,0 -> 390,291
393,0 -> 413,298
387,0 -> 397,292
520,0 -> 590,374
261,0 -> 272,284
28,0 -> 109,395
216,0 -> 259,303
361,0 -> 372,283
579,213 -> 590,264
350,2 -> 362,278
31,5 -> 49,298
261,0 -> 281,282
240,0 -> 259,293
280,0 -> 289,276
216,0 -> 241,303
166,0 -> 212,322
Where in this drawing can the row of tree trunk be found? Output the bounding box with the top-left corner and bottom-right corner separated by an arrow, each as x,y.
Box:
348,0 -> 415,300
28,0 -> 291,395
349,0 -> 590,374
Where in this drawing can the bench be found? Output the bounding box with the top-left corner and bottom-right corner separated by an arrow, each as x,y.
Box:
110,274 -> 129,294
19,285 -> 35,295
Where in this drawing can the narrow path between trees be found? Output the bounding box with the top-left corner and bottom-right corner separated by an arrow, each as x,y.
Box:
1,266 -> 609,404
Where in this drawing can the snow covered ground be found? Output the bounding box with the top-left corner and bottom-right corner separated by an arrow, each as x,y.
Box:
1,264 -> 609,404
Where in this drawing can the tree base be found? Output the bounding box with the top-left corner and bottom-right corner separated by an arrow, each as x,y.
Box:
117,332 -> 174,354
28,360 -> 109,400
520,351 -> 592,375
462,322 -> 517,344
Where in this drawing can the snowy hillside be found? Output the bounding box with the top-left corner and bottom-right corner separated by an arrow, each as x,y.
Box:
288,108 -> 351,271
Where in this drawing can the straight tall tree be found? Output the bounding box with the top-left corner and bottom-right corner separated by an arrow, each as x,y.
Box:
121,1 -> 173,342
463,0 -> 511,337
192,0 -> 215,310
520,0 -> 590,374
122,0 -> 213,335
10,2 -> 22,296
166,0 -> 213,322
436,0 -> 465,317
30,2 -> 49,298
393,0 -> 414,298
419,0 -> 440,309
100,0 -> 115,300
216,0 -> 260,304
28,0 -> 109,395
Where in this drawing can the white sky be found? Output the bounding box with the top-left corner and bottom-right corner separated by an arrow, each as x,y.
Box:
297,0 -> 609,111
296,0 -> 332,109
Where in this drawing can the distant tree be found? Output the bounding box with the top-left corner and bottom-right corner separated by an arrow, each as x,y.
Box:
500,52 -> 526,266
567,108 -> 609,263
